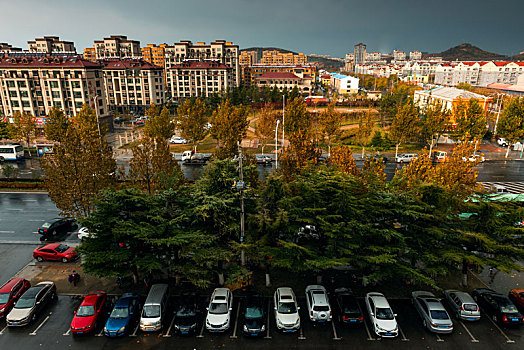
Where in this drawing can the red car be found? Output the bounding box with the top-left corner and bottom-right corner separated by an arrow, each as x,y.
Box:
33,243 -> 78,263
509,289 -> 524,308
0,278 -> 31,318
70,291 -> 107,335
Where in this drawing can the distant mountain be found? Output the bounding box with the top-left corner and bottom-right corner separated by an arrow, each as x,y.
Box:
240,47 -> 344,71
511,52 -> 524,61
427,43 -> 508,61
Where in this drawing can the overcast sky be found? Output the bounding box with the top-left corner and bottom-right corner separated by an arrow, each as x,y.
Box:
1,0 -> 523,57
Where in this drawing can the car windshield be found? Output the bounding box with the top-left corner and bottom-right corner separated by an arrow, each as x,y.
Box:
15,297 -> 35,309
0,293 -> 10,304
430,310 -> 449,320
209,302 -> 228,314
245,306 -> 263,319
376,307 -> 394,320
77,305 -> 95,317
278,302 -> 297,314
340,296 -> 359,313
55,244 -> 69,253
110,307 -> 129,319
142,305 -> 160,318
176,315 -> 196,326
464,304 -> 478,311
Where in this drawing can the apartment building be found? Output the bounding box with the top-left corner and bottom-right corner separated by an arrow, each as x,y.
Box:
242,64 -> 317,86
365,52 -> 382,62
354,43 -> 366,66
255,72 -> 312,94
0,54 -> 107,121
0,43 -> 22,53
330,74 -> 359,95
434,61 -> 524,87
239,51 -> 258,66
164,40 -> 240,87
260,50 -> 307,65
28,36 -> 76,53
409,51 -> 422,60
141,44 -> 167,68
101,59 -> 164,114
393,49 -> 407,61
167,61 -> 234,99
84,35 -> 141,60
414,86 -> 491,117
83,47 -> 96,61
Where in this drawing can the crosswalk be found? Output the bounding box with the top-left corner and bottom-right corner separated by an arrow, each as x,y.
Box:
481,182 -> 524,194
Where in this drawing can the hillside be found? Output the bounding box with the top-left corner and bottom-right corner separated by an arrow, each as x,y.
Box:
426,43 -> 507,61
240,47 -> 344,71
511,52 -> 524,61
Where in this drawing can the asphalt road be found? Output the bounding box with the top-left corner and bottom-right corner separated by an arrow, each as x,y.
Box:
0,295 -> 522,350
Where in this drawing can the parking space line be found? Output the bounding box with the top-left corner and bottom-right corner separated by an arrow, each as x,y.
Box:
436,333 -> 444,342
196,316 -> 206,338
29,315 -> 50,336
331,320 -> 341,340
62,328 -> 71,336
458,320 -> 479,343
363,317 -> 375,341
95,327 -> 104,337
399,325 -> 409,342
163,314 -> 176,338
130,323 -> 140,337
0,325 -> 7,335
484,313 -> 515,344
298,324 -> 306,340
230,298 -> 241,339
0,231 -> 15,233
264,301 -> 271,339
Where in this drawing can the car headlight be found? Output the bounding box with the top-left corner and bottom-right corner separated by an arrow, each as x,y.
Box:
261,325 -> 265,331
103,326 -> 108,332
0,308 -> 4,313
276,318 -> 283,326
243,325 -> 248,332
118,326 -> 126,332
206,319 -> 211,326
295,318 -> 300,326
174,324 -> 179,329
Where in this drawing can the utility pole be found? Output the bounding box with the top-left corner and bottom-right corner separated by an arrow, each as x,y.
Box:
282,95 -> 285,151
237,142 -> 246,267
275,119 -> 280,169
494,94 -> 502,136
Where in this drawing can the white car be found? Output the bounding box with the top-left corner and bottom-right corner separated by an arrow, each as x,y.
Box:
77,227 -> 91,240
170,136 -> 188,144
462,154 -> 485,163
274,287 -> 300,332
365,292 -> 398,338
395,153 -> 418,163
497,138 -> 508,147
305,285 -> 332,322
205,288 -> 233,332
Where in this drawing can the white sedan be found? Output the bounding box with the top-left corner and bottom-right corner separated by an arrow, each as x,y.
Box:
365,292 -> 398,338
462,155 -> 485,163
170,136 -> 188,144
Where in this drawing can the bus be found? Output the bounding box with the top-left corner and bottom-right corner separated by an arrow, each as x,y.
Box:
0,144 -> 24,161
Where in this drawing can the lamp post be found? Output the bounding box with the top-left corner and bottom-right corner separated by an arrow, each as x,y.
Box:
282,95 -> 285,150
92,95 -> 101,137
275,119 -> 280,169
237,142 -> 246,267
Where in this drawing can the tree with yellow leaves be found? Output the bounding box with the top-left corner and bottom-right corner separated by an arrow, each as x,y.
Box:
329,145 -> 359,176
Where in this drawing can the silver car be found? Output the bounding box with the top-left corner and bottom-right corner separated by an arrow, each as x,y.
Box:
412,291 -> 453,334
444,290 -> 480,321
7,281 -> 56,326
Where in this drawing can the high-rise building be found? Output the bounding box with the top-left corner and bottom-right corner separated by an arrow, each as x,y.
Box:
0,43 -> 22,53
393,49 -> 407,61
239,51 -> 258,66
27,36 -> 76,53
141,44 -> 167,68
354,43 -> 366,66
409,51 -> 422,60
85,35 -> 141,60
259,50 -> 307,65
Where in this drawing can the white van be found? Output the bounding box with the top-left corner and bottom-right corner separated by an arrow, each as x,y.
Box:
140,284 -> 169,332
0,145 -> 24,161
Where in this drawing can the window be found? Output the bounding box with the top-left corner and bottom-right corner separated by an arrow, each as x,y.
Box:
18,81 -> 27,88
9,91 -> 17,97
22,101 -> 30,107
20,91 -> 28,98
7,81 -> 15,88
12,101 -> 19,107
49,81 -> 58,88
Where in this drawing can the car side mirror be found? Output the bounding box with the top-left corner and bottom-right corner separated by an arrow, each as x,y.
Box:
370,312 -> 374,317
229,307 -> 233,311
297,307 -> 300,310
394,314 -> 398,317
274,307 -> 277,310
206,307 -> 209,311
74,310 -> 77,314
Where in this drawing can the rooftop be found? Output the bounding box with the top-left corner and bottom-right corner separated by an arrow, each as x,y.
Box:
0,55 -> 101,68
256,72 -> 300,79
417,86 -> 490,100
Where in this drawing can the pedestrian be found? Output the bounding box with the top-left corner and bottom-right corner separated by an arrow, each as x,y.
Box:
71,270 -> 80,287
68,272 -> 74,285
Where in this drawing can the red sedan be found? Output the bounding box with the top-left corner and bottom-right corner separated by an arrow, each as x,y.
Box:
509,289 -> 524,308
70,291 -> 107,335
0,278 -> 31,318
33,243 -> 78,263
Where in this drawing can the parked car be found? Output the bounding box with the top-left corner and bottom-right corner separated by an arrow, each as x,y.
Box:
256,155 -> 273,165
274,287 -> 300,332
373,155 -> 388,163
38,217 -> 76,238
140,284 -> 170,332
497,138 -> 508,147
333,288 -> 363,325
133,116 -> 149,126
305,285 -> 332,323
243,292 -> 266,336
173,290 -> 199,335
71,291 -> 107,335
205,288 -> 233,332
0,278 -> 31,318
395,153 -> 418,163
170,136 -> 188,144
462,154 -> 485,163
412,291 -> 453,333
472,288 -> 523,325
508,289 -> 524,309
365,292 -> 398,338
6,281 -> 56,326
104,292 -> 140,337
181,150 -> 211,164
77,227 -> 92,241
33,243 -> 78,263
444,290 -> 480,321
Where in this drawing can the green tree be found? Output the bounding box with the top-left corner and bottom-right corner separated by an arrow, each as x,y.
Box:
41,105 -> 116,217
454,99 -> 487,142
390,101 -> 420,158
318,101 -> 342,156
421,101 -> 450,157
144,106 -> 176,140
177,98 -> 209,152
255,105 -> 277,156
356,110 -> 374,158
284,97 -> 311,135
44,106 -> 70,143
210,100 -> 249,159
11,111 -> 37,155
280,130 -> 321,176
497,97 -> 524,158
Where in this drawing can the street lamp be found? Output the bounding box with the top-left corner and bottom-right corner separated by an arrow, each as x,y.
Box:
275,119 -> 280,169
92,95 -> 101,137
237,142 -> 246,267
282,95 -> 285,150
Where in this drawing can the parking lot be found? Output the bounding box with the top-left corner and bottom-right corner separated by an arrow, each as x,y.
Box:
0,293 -> 522,350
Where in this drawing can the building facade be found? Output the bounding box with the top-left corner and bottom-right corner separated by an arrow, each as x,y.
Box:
255,72 -> 312,94
393,49 -> 407,61
28,36 -> 76,53
85,35 -> 141,60
354,43 -> 366,66
414,86 -> 491,118
141,44 -> 167,68
409,51 -> 422,60
0,55 -> 107,120
101,59 -> 164,114
260,50 -> 307,65
330,74 -> 359,95
241,64 -> 317,86
167,61 -> 234,99
239,51 -> 258,66
434,61 -> 524,87
0,43 -> 22,53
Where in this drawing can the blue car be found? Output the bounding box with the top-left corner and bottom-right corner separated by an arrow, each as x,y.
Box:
104,293 -> 140,337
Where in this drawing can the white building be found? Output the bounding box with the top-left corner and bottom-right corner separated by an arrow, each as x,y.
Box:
393,49 -> 407,61
414,86 -> 491,112
434,61 -> 524,87
330,73 -> 359,95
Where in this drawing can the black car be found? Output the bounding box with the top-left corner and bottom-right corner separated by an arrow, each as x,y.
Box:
333,288 -> 363,325
472,288 -> 523,326
243,293 -> 266,336
38,218 -> 76,239
173,291 -> 199,335
373,155 -> 388,163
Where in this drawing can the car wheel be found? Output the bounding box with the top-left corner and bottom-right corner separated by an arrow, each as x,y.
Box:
61,257 -> 68,263
36,256 -> 44,262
